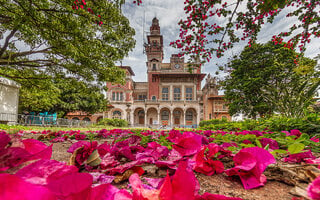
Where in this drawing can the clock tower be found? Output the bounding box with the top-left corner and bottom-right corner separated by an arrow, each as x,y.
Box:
145,17 -> 163,99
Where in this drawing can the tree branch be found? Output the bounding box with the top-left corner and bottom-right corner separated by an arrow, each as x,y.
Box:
2,47 -> 52,59
0,29 -> 18,57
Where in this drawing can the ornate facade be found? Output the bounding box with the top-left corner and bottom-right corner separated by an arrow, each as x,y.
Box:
65,18 -> 231,126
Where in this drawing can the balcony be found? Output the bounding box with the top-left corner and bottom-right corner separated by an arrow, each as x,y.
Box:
133,99 -> 199,104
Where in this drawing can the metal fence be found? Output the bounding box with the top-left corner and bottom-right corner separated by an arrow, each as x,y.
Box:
0,113 -> 93,127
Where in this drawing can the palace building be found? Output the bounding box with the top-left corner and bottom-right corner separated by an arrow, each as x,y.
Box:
65,17 -> 231,127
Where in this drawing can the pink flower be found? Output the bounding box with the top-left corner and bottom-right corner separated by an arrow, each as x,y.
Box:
283,150 -> 315,163
259,138 -> 279,150
193,144 -> 224,176
172,132 -> 202,156
225,147 -> 276,189
307,176 -> 320,200
311,137 -> 320,143
284,129 -> 302,138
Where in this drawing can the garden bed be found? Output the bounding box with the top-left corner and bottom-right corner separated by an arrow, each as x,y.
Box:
2,128 -> 320,200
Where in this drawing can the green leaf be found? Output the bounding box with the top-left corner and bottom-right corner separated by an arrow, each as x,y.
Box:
255,139 -> 262,148
288,143 -> 305,154
295,133 -> 310,142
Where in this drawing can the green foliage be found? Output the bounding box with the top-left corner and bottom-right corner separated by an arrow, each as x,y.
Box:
288,143 -> 305,154
222,42 -> 319,118
199,118 -> 228,127
200,114 -> 320,135
97,118 -> 128,127
0,0 -> 135,113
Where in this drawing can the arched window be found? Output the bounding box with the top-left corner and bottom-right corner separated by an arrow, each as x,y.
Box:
161,110 -> 169,120
83,117 -> 91,122
138,110 -> 145,117
113,111 -> 122,119
152,96 -> 156,101
173,110 -> 181,116
186,110 -> 193,121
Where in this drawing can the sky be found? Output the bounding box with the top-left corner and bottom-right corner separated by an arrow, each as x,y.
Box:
120,0 -> 320,83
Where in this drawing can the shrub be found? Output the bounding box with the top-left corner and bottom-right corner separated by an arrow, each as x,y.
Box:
96,118 -> 128,127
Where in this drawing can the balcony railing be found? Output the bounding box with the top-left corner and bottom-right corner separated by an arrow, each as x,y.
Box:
133,99 -> 199,104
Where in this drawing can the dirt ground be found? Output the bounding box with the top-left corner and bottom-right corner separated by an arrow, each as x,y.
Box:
24,134 -> 302,200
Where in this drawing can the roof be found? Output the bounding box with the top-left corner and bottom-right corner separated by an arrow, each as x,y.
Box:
119,66 -> 135,76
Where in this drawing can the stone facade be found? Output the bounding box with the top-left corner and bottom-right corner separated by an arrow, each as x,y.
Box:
65,18 -> 231,126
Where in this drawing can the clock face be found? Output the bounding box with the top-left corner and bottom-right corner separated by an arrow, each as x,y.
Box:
174,64 -> 180,69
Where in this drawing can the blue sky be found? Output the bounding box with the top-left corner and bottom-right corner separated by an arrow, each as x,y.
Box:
121,0 -> 320,83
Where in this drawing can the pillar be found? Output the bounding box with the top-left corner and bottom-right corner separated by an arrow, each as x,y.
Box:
170,109 -> 173,127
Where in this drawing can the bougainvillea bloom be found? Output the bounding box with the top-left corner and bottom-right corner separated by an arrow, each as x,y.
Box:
193,144 -> 224,175
259,138 -> 279,150
307,176 -> 320,200
172,132 -> 202,156
68,141 -> 98,167
225,147 -> 276,189
283,150 -> 316,163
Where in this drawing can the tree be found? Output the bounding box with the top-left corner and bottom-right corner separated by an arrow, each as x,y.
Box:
0,0 -> 135,85
18,77 -> 107,117
171,0 -> 320,63
222,42 -> 319,118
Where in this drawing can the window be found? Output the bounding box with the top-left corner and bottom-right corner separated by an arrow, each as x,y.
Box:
186,111 -> 193,121
174,87 -> 181,101
162,87 -> 169,100
152,64 -> 157,71
152,96 -> 156,101
113,111 -> 121,119
209,114 -> 212,119
186,87 -> 193,100
138,95 -> 147,101
112,92 -> 123,101
223,104 -> 227,110
161,110 -> 169,120
152,77 -> 156,82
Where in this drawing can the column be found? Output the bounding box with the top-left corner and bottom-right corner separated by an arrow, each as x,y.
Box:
157,111 -> 160,125
170,109 -> 173,127
130,112 -> 134,126
144,112 -> 147,127
183,109 -> 186,126
170,85 -> 173,101
193,84 -> 197,101
196,108 -> 200,128
181,85 -> 185,100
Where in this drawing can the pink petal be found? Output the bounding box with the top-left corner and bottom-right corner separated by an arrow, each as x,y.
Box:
0,173 -> 56,200
22,139 -> 52,160
90,184 -> 119,200
307,176 -> 320,200
16,159 -> 78,185
129,173 -> 159,199
0,132 -> 10,150
159,173 -> 172,200
47,172 -> 93,200
171,161 -> 197,200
